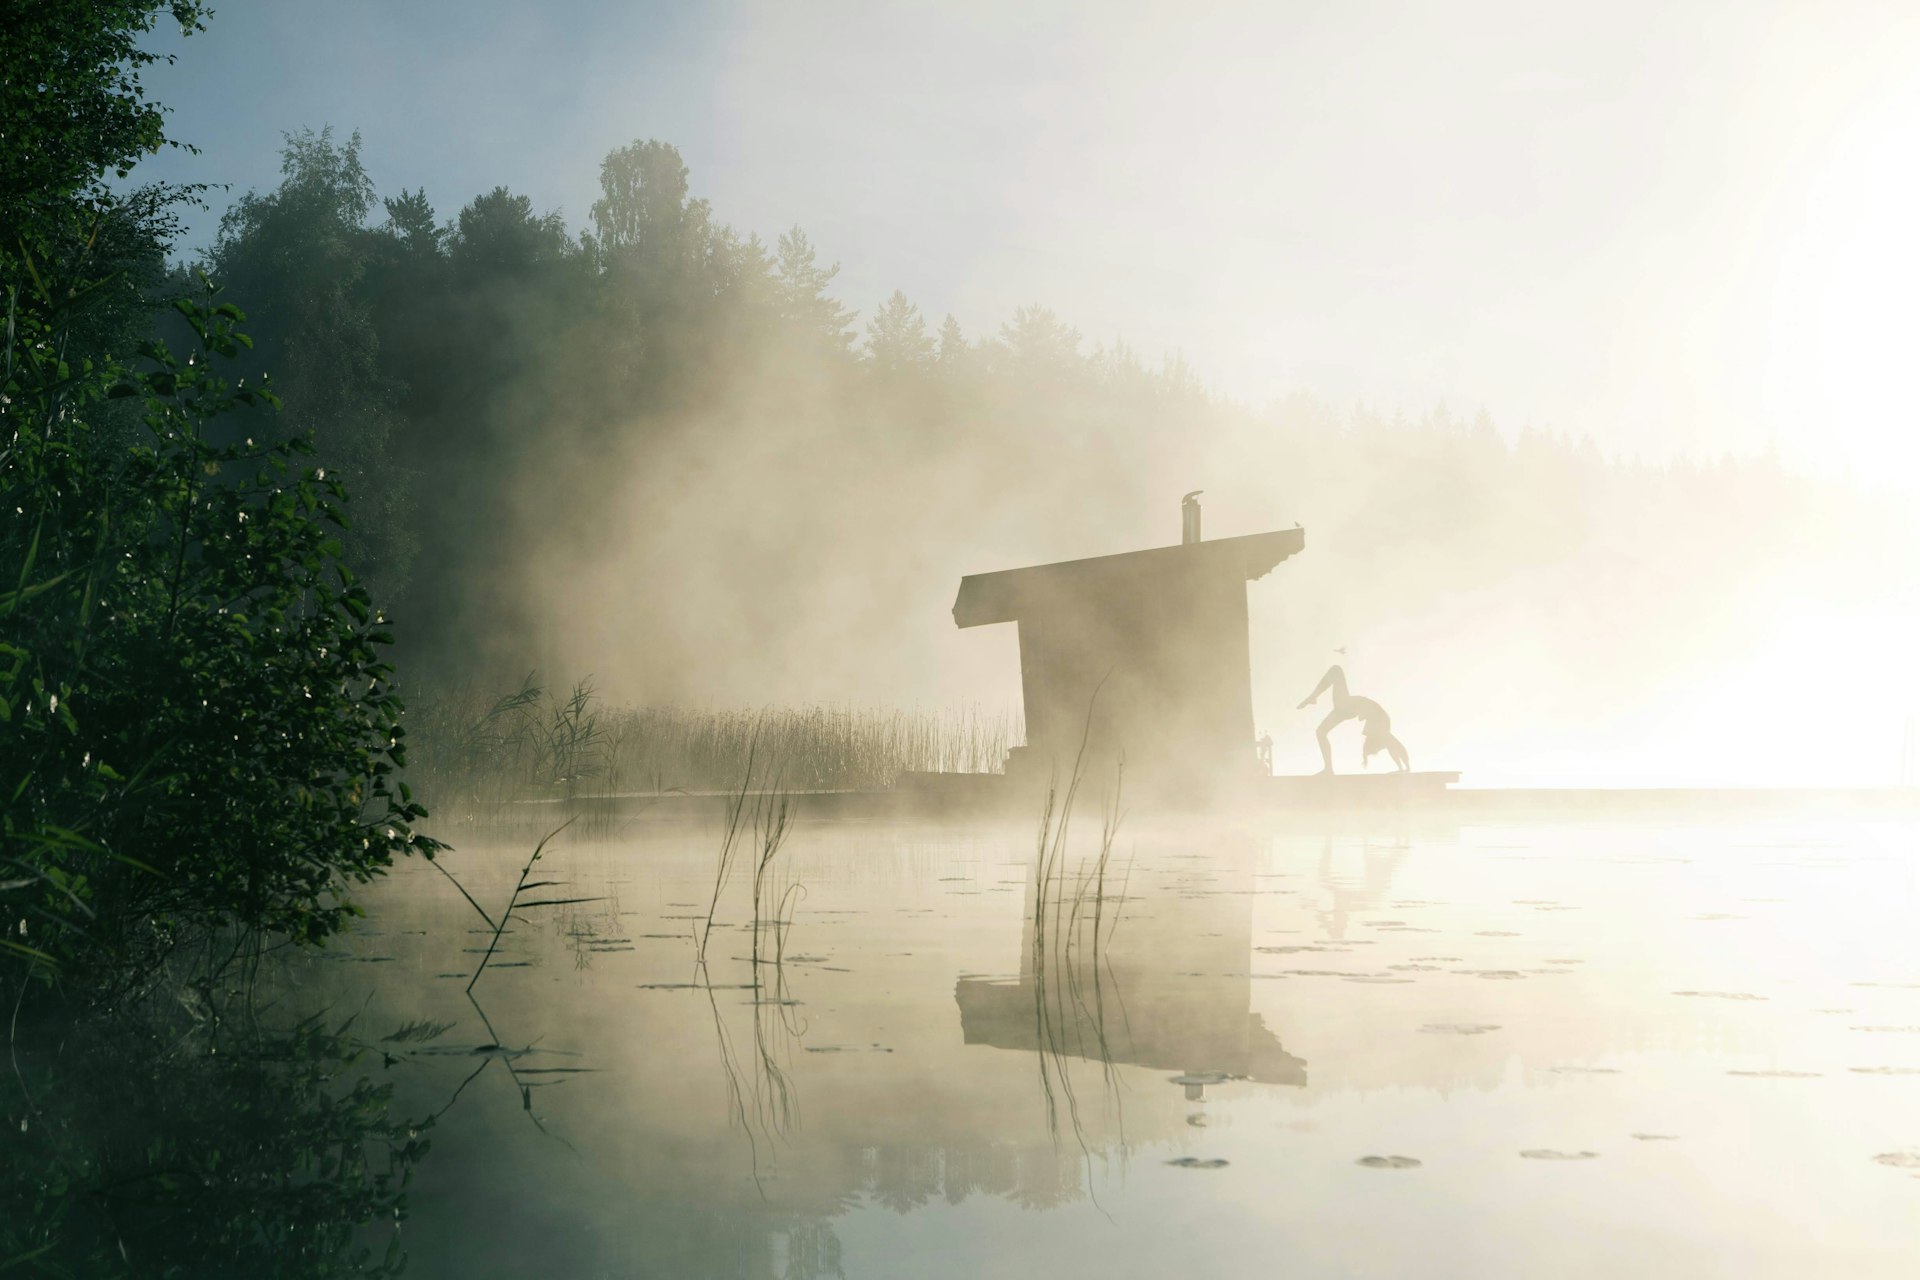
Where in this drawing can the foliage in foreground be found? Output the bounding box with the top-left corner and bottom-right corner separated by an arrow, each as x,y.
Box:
3,2 -> 440,994
3,8 -> 440,1273
1,281 -> 437,991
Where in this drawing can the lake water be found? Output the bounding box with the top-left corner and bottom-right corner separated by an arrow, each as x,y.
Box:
306,810 -> 1920,1278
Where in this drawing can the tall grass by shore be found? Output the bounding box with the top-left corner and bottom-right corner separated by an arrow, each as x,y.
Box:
405,678 -> 1018,827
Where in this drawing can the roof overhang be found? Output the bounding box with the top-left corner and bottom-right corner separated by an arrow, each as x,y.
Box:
952,527 -> 1305,628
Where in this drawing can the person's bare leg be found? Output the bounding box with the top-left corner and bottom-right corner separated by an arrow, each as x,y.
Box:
1387,735 -> 1410,772
1315,711 -> 1342,774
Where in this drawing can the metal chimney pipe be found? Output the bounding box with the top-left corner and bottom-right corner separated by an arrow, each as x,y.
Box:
1181,490 -> 1203,545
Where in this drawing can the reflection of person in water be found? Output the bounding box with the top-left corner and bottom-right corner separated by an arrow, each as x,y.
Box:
1295,664 -> 1410,774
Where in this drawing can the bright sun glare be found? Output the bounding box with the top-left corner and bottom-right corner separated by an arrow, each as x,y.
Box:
1769,80 -> 1920,491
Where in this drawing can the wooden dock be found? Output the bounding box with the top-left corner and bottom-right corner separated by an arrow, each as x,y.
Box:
1262,771 -> 1461,807
524,773 -> 1918,827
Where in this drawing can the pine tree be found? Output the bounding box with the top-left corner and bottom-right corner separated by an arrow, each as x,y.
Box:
864,290 -> 934,372
995,303 -> 1082,374
937,313 -> 970,368
775,226 -> 855,349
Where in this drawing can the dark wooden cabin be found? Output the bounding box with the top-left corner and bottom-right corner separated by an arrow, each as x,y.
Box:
953,524 -> 1305,793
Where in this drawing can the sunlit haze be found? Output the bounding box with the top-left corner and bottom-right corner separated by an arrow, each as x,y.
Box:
145,1 -> 1920,478
136,0 -> 1920,785
12,6 -> 1920,1274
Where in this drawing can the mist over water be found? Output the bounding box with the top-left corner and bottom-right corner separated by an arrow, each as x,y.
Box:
308,813 -> 1920,1279
16,6 -> 1920,1276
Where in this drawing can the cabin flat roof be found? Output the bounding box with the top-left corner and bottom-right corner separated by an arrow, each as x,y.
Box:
953,527 -> 1305,628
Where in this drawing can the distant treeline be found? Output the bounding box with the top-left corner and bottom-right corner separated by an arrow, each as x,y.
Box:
186,130 -> 1912,741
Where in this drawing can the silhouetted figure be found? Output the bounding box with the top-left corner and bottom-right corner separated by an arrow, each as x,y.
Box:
1295,664 -> 1409,774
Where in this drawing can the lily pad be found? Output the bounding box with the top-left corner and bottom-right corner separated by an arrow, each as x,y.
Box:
1168,1071 -> 1245,1087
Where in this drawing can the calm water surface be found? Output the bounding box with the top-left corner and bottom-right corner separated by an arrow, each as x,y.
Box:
309,813 -> 1920,1278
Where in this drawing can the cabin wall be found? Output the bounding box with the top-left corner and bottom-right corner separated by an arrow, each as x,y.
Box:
1010,557 -> 1259,792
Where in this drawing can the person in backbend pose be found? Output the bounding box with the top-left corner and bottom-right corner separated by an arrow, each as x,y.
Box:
1295,665 -> 1410,774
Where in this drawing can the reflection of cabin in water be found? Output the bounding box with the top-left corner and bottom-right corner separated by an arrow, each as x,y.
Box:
955,967 -> 1307,1087
954,842 -> 1307,1086
953,511 -> 1304,792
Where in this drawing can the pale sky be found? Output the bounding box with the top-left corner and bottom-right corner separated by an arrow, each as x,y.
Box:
142,0 -> 1920,484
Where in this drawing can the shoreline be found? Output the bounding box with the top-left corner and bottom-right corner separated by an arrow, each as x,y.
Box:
495,778 -> 1920,824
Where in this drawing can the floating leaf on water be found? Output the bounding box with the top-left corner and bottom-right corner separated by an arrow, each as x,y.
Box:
1520,1149 -> 1599,1160
804,1044 -> 893,1054
1165,1157 -> 1229,1169
1186,1113 -> 1209,1127
1168,1071 -> 1245,1087
1848,1066 -> 1920,1075
382,1019 -> 457,1044
1356,1155 -> 1421,1169
1672,991 -> 1766,1001
1631,1133 -> 1680,1141
1550,1066 -> 1621,1074
1871,1151 -> 1920,1168
407,1043 -> 532,1060
1726,1069 -> 1822,1078
1420,1023 -> 1502,1035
